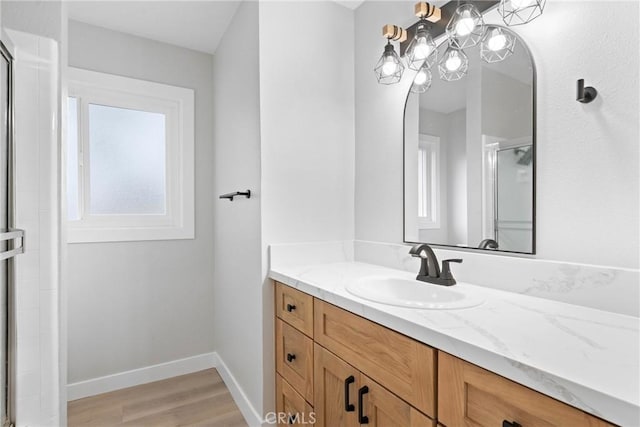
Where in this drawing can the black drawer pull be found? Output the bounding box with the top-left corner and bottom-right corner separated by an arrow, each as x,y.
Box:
286,353 -> 296,363
503,421 -> 522,427
358,386 -> 369,424
286,303 -> 296,312
344,375 -> 355,412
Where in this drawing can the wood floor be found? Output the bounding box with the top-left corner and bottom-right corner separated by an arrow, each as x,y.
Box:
68,369 -> 248,427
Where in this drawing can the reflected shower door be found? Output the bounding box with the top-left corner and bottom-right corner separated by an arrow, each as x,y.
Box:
495,145 -> 533,253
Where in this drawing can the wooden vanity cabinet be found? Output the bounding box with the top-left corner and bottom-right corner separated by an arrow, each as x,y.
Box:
275,281 -> 614,427
438,352 -> 614,427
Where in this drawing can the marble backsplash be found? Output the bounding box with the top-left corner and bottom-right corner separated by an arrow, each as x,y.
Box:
269,240 -> 639,317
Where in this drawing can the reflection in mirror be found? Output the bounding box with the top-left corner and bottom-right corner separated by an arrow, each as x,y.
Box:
404,27 -> 535,254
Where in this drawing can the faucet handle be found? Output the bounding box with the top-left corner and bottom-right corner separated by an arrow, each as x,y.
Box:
441,259 -> 463,284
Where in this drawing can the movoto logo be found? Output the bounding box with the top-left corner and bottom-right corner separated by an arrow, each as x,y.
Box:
264,412 -> 317,425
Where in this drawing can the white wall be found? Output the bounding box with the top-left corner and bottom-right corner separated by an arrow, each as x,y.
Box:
66,21 -> 216,384
211,1 -> 264,423
210,1 -> 356,421
355,1 -> 639,269
260,1 -> 355,246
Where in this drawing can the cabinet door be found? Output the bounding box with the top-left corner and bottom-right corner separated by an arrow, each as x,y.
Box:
359,374 -> 434,427
314,345 -> 360,427
438,352 -> 613,427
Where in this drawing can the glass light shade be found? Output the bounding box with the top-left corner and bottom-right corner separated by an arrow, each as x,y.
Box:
374,42 -> 404,84
480,26 -> 517,63
499,0 -> 545,25
446,3 -> 485,49
438,45 -> 469,81
405,23 -> 437,71
410,64 -> 432,94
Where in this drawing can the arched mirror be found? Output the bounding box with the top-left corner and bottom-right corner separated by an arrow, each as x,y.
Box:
403,27 -> 535,254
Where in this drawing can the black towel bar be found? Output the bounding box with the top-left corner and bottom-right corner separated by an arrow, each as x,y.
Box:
219,190 -> 251,201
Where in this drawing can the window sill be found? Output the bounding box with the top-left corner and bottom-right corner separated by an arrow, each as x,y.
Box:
67,224 -> 194,244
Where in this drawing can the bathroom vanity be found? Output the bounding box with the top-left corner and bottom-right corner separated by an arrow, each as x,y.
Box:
274,281 -> 614,426
270,250 -> 637,427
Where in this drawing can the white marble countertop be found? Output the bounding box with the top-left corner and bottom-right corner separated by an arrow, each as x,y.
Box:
270,261 -> 639,426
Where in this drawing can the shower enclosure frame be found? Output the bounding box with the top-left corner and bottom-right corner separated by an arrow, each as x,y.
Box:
0,36 -> 17,427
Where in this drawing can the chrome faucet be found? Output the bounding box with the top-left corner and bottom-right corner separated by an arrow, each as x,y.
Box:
409,244 -> 463,286
478,238 -> 499,249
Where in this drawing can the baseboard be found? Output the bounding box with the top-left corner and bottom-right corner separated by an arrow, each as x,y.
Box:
66,352 -> 217,401
213,352 -> 264,427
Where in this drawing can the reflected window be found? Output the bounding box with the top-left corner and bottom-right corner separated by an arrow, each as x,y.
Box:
417,134 -> 440,229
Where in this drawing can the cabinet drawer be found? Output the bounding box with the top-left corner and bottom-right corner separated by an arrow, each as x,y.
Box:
276,282 -> 314,337
314,300 -> 436,418
276,318 -> 314,403
438,352 -> 614,427
276,375 -> 315,426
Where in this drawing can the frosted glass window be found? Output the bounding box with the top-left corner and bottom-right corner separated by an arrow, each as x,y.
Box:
67,68 -> 194,243
88,104 -> 166,215
67,97 -> 80,220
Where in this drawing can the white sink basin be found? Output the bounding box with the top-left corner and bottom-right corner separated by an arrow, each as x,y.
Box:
346,277 -> 484,310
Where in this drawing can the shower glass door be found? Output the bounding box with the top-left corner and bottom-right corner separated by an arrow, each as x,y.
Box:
0,40 -> 20,427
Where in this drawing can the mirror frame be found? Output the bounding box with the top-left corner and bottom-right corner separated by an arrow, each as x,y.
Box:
402,27 -> 537,255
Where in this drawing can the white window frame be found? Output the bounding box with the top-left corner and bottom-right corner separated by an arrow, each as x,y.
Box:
67,67 -> 194,243
417,134 -> 441,229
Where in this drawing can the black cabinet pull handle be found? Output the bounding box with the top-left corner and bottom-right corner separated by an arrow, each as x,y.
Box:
344,375 -> 355,412
286,353 -> 296,363
358,386 -> 369,424
286,304 -> 296,312
503,421 -> 522,427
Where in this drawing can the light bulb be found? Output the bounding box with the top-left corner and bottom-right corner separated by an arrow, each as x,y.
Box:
455,11 -> 475,36
488,32 -> 507,51
511,0 -> 536,8
445,55 -> 462,71
414,69 -> 428,85
381,56 -> 398,76
413,37 -> 432,60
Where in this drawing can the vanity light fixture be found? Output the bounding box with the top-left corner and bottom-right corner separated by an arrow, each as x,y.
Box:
405,2 -> 440,71
438,44 -> 469,81
480,26 -> 516,63
410,63 -> 433,93
374,1 -> 544,87
499,0 -> 546,26
446,3 -> 485,49
374,25 -> 406,85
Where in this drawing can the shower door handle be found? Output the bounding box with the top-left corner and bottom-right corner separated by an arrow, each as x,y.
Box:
0,229 -> 25,261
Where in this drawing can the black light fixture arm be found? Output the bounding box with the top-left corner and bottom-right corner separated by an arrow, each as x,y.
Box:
219,190 -> 251,201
